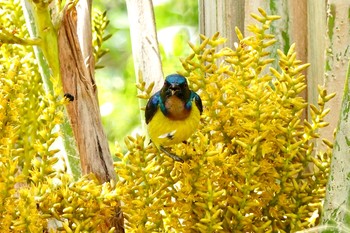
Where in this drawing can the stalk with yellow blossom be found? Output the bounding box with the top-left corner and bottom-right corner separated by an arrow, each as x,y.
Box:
0,1 -> 120,232
119,8 -> 334,232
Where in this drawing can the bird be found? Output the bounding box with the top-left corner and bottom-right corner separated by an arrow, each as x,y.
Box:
145,74 -> 203,162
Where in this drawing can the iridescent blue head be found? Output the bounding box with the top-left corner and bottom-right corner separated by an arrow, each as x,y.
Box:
145,74 -> 203,124
160,74 -> 191,101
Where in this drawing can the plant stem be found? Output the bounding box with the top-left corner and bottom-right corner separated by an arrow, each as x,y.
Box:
20,0 -> 81,179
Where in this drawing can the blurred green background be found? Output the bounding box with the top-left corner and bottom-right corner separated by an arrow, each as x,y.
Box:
92,0 -> 199,154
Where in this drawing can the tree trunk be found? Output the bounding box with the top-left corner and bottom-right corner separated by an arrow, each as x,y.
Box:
307,0 -> 327,141
126,0 -> 164,94
199,0 -> 245,49
58,3 -> 115,184
321,61 -> 350,231
320,0 -> 350,229
57,1 -> 124,232
319,0 -> 350,145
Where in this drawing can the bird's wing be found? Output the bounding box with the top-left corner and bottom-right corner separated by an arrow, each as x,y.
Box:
145,91 -> 161,124
191,91 -> 203,114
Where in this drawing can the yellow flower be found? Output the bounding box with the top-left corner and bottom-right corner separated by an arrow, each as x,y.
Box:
125,7 -> 334,232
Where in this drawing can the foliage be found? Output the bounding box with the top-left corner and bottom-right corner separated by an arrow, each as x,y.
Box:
116,8 -> 335,232
92,9 -> 112,69
0,0 -> 336,232
0,1 -> 119,232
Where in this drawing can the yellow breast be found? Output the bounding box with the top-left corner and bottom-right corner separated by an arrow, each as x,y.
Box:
147,101 -> 201,146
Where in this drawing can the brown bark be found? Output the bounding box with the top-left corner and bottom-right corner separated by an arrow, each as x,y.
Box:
57,2 -> 124,232
58,4 -> 115,184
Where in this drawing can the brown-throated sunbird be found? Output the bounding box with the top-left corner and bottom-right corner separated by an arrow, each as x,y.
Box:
145,74 -> 203,162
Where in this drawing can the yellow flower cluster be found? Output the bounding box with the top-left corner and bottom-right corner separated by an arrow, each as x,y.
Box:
118,8 -> 334,232
0,1 -> 119,232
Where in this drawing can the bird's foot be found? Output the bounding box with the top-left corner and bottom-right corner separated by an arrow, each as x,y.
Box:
160,146 -> 184,163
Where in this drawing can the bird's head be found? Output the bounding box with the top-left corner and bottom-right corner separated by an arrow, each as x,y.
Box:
160,74 -> 191,101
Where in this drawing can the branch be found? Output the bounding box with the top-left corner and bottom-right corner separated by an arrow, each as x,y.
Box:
0,27 -> 41,45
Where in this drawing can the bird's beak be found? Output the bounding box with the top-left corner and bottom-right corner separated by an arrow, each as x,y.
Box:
169,84 -> 180,95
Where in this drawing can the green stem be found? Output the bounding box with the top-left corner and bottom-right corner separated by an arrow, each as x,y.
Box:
20,0 -> 81,179
20,0 -> 54,91
0,27 -> 41,45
